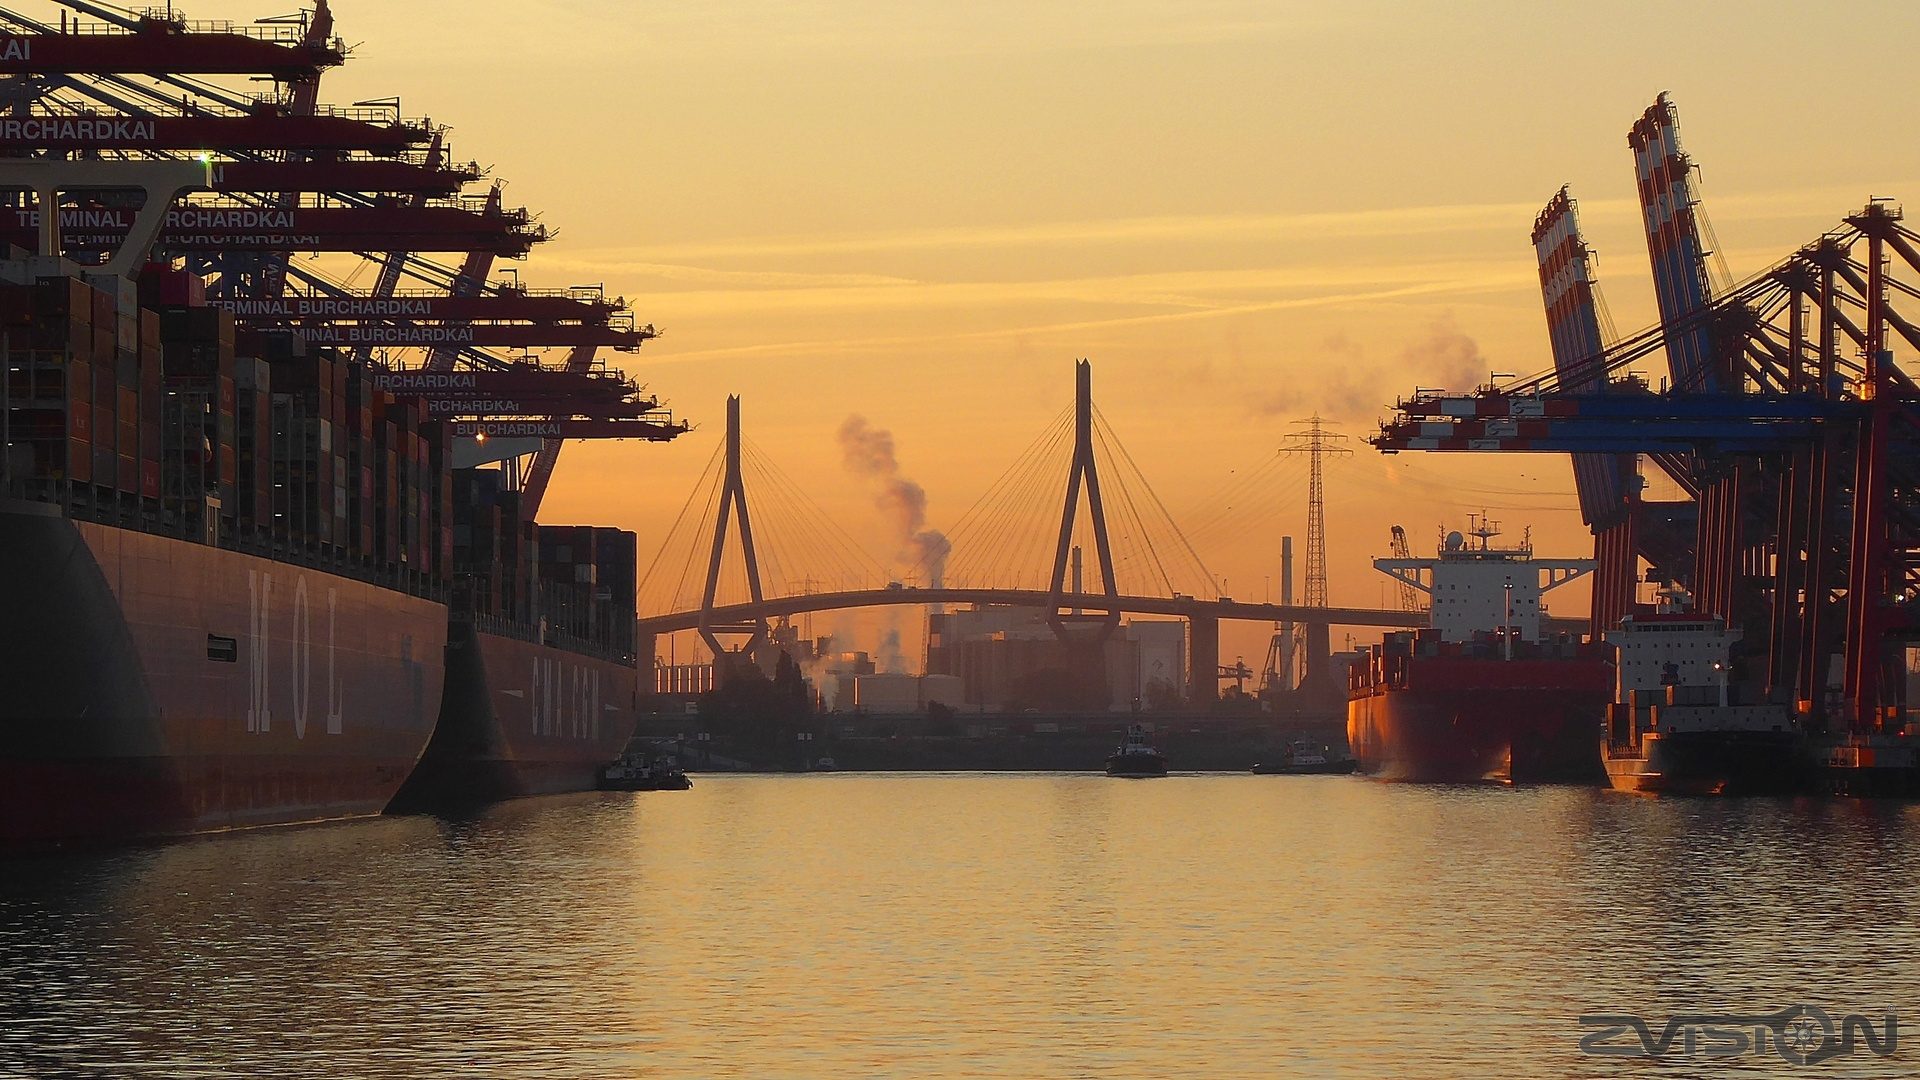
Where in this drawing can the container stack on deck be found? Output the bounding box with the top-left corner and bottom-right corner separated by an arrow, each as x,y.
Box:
0,260 -> 455,598
448,467 -> 637,664
4,262 -> 469,596
1,261 -> 495,599
2,267 -> 160,517
535,523 -> 639,661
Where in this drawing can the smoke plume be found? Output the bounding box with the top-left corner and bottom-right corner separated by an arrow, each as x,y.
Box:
877,627 -> 906,674
837,415 -> 951,586
1399,314 -> 1487,392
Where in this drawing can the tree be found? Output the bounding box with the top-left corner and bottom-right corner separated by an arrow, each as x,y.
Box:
772,650 -> 810,714
1143,677 -> 1183,712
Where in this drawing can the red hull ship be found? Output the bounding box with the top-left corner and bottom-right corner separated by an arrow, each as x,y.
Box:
0,508 -> 447,848
0,6 -> 682,848
1349,637 -> 1611,782
1348,517 -> 1610,784
393,620 -> 637,806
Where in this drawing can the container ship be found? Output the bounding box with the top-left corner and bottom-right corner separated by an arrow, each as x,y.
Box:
0,1 -> 683,847
0,263 -> 457,846
393,488 -> 643,808
1599,600 -> 1808,795
1348,518 -> 1612,783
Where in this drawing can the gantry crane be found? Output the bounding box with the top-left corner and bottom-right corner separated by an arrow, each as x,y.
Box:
0,0 -> 688,518
1375,92 -> 1920,738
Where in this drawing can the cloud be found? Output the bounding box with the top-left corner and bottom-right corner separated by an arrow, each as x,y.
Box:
545,202 -> 1560,263
1252,315 -> 1486,422
620,275 -> 1521,366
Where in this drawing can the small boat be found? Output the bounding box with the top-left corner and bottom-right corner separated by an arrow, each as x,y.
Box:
1252,742 -> 1358,775
1106,725 -> 1169,777
811,756 -> 839,772
599,749 -> 693,792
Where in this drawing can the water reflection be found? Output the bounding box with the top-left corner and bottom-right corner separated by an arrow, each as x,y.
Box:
2,779 -> 1917,1078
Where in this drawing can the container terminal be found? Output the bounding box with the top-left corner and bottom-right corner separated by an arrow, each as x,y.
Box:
3,5 -> 1920,835
1373,95 -> 1920,795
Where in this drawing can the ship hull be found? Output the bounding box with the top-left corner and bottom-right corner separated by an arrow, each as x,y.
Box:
1349,677 -> 1609,784
0,504 -> 446,849
1251,759 -> 1357,775
1604,731 -> 1814,796
391,618 -> 637,808
1106,753 -> 1168,777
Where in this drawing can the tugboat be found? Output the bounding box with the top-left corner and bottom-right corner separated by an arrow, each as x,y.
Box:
599,744 -> 693,792
1106,725 -> 1169,777
1252,742 -> 1359,775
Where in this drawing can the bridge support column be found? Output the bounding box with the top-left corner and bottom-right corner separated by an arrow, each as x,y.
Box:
637,631 -> 656,695
1303,621 -> 1334,705
1188,615 -> 1218,704
1046,360 -> 1121,643
698,395 -> 768,683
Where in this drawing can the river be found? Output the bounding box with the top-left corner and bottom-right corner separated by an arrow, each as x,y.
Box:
2,774 -> 1916,1078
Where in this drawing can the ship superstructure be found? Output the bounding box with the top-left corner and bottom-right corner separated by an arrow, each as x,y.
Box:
1376,516 -> 1592,648
1349,517 -> 1610,782
1599,596 -> 1804,794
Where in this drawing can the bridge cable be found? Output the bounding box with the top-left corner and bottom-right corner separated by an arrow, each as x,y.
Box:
969,413 -> 1076,588
638,437 -> 727,616
741,436 -> 890,592
930,405 -> 1074,589
1092,404 -> 1219,597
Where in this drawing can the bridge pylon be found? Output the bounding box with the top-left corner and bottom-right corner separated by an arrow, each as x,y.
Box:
1047,360 -> 1121,644
698,395 -> 768,679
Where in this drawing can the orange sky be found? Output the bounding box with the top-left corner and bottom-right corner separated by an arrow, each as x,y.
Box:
218,1 -> 1920,669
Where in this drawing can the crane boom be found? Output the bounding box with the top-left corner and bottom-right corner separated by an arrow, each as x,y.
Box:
1389,525 -> 1421,612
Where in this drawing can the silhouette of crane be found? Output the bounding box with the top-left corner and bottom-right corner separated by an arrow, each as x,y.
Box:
1389,525 -> 1422,613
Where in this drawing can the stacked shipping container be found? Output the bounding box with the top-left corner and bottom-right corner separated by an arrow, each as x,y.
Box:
448,469 -> 637,663
0,273 -> 162,510
0,264 -> 454,598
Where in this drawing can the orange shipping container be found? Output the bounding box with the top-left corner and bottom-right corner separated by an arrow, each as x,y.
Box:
90,285 -> 114,331
117,387 -> 137,454
66,437 -> 89,482
66,360 -> 89,406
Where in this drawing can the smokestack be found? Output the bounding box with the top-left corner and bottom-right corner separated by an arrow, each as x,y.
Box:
1279,536 -> 1295,691
1281,536 -> 1294,606
1071,544 -> 1083,615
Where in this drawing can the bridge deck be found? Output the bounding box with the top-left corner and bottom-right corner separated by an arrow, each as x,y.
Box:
638,587 -> 1586,637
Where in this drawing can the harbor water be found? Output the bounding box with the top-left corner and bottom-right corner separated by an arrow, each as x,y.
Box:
3,774 -> 1918,1078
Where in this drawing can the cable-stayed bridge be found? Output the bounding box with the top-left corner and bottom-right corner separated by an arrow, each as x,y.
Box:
636,361 -> 1575,701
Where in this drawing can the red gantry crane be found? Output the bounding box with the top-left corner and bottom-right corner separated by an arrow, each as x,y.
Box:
0,0 -> 686,521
